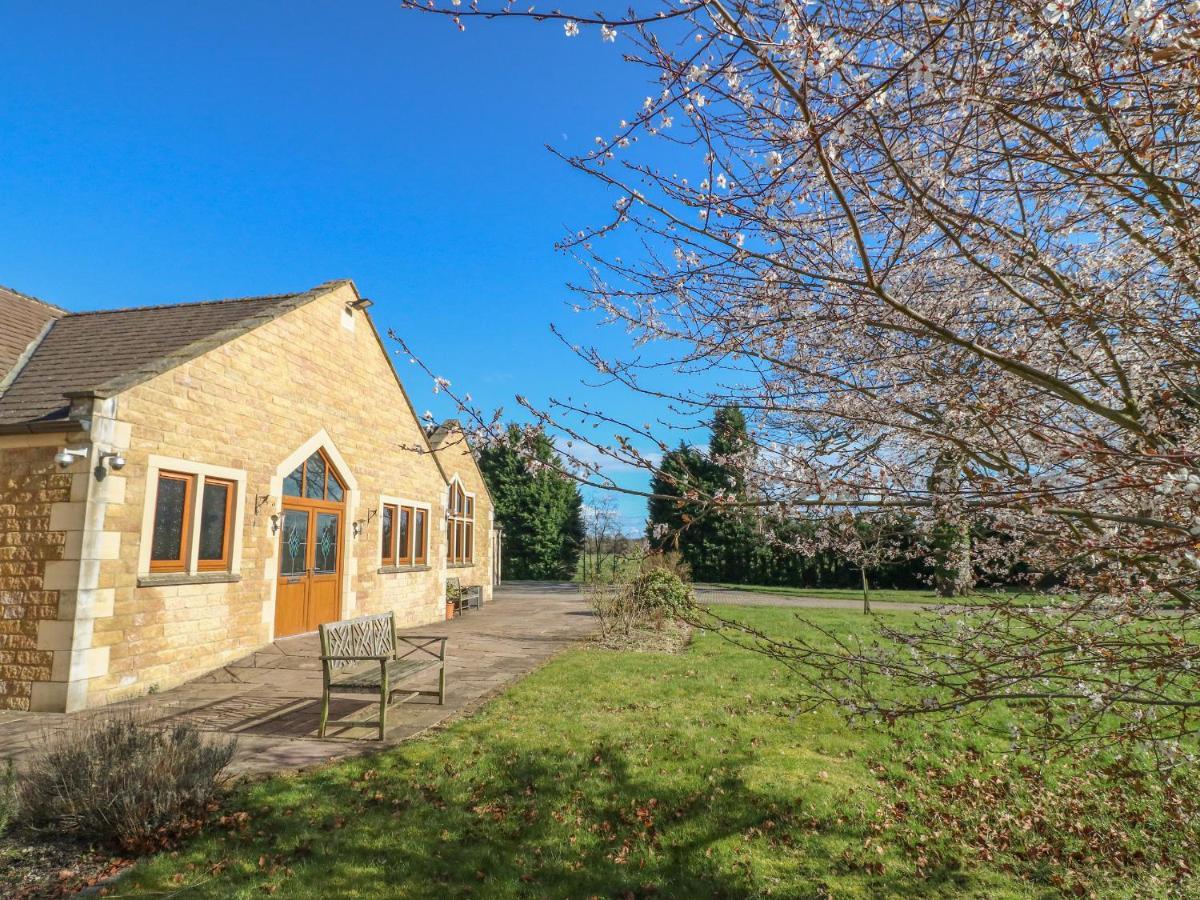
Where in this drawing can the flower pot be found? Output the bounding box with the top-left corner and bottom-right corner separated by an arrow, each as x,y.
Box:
446,601 -> 456,620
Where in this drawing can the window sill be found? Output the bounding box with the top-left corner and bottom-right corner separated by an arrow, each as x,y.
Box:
138,572 -> 241,588
378,564 -> 432,575
447,562 -> 476,569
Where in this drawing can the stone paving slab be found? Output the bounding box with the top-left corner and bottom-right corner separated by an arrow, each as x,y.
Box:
0,584 -> 595,777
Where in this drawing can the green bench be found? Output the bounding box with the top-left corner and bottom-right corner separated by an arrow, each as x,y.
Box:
447,576 -> 483,614
318,611 -> 447,740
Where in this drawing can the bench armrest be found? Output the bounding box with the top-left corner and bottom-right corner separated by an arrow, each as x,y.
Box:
396,635 -> 448,661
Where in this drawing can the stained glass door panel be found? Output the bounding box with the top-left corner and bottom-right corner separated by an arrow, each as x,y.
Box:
313,514 -> 339,574
274,508 -> 311,637
280,510 -> 310,577
306,512 -> 341,630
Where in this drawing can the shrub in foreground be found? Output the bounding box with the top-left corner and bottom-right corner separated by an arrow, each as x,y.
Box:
0,758 -> 16,835
589,570 -> 694,637
628,570 -> 694,630
19,712 -> 235,851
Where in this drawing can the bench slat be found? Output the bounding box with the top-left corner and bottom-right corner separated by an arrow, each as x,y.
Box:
329,658 -> 439,691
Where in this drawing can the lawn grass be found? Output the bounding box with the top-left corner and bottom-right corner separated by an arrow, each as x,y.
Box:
116,608 -> 1182,898
704,583 -> 1063,606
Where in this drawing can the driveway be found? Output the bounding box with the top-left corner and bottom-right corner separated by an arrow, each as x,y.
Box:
692,584 -> 933,613
0,583 -> 595,777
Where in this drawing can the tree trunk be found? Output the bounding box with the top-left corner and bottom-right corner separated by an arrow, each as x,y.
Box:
932,520 -> 973,597
928,452 -> 975,598
861,567 -> 871,615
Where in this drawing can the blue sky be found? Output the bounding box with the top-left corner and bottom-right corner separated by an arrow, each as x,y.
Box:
0,0 -> 694,531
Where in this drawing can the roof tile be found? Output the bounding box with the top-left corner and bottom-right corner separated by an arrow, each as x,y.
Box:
0,282 -> 344,427
0,286 -> 65,383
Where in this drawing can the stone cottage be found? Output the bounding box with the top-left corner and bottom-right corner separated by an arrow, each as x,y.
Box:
0,280 -> 495,713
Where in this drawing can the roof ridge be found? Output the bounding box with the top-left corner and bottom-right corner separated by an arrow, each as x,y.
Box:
0,280 -> 359,430
62,280 -> 353,318
0,283 -> 68,315
84,281 -> 352,398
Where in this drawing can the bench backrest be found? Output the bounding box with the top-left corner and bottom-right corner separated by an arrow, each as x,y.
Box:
319,611 -> 396,669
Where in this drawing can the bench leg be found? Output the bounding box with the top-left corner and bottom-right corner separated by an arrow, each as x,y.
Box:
438,663 -> 446,705
319,687 -> 330,738
379,679 -> 388,741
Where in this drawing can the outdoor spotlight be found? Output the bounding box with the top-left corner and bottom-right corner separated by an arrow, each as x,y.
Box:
98,451 -> 126,471
54,447 -> 89,468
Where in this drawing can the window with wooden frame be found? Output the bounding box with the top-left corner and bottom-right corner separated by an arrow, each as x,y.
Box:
283,449 -> 345,502
197,477 -> 236,571
150,472 -> 193,572
447,481 -> 475,565
413,508 -> 428,565
397,506 -> 413,565
150,472 -> 237,573
381,504 -> 397,566
380,499 -> 429,568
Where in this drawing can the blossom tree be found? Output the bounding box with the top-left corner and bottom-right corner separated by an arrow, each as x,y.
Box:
810,510 -> 913,613
402,0 -> 1200,768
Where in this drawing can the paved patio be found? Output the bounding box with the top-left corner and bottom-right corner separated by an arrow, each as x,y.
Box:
0,583 -> 594,776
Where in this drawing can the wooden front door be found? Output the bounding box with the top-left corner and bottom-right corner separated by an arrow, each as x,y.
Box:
274,450 -> 347,638
275,503 -> 344,637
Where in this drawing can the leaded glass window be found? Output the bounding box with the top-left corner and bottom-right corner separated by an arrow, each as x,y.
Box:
198,479 -> 232,568
150,471 -> 238,574
150,473 -> 191,569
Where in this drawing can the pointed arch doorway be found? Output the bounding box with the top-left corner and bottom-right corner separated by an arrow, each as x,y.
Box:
275,448 -> 347,638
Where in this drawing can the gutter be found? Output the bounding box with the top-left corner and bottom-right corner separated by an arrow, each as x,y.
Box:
0,390 -> 97,436
0,418 -> 89,436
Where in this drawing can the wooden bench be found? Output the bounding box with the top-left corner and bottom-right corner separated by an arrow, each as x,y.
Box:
318,611 -> 447,740
447,577 -> 483,614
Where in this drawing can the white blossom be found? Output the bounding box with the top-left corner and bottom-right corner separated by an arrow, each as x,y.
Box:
1043,0 -> 1075,24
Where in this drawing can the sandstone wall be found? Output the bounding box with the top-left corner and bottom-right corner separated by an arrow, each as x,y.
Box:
74,284 -> 455,707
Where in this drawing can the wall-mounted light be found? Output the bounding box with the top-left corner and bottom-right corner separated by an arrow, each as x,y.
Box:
53,447 -> 89,467
270,513 -> 281,535
352,519 -> 366,538
97,450 -> 126,471
92,450 -> 127,481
